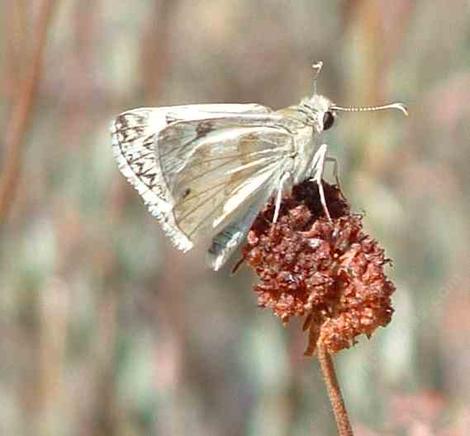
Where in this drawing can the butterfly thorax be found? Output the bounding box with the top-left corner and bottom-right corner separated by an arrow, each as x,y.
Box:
298,94 -> 333,131
275,96 -> 332,184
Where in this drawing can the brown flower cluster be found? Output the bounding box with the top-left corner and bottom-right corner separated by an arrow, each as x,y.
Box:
242,181 -> 395,355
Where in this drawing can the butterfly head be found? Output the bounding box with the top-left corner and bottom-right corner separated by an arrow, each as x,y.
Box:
301,61 -> 337,132
300,94 -> 337,133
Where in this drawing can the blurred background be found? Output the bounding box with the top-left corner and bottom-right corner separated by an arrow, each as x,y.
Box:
0,0 -> 469,435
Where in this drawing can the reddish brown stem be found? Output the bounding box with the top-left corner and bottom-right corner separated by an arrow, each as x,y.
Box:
0,0 -> 57,224
317,344 -> 354,436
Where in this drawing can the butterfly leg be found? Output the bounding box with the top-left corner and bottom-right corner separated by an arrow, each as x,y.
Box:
310,144 -> 332,221
325,156 -> 342,191
273,171 -> 292,224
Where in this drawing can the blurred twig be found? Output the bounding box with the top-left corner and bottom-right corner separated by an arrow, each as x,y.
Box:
140,0 -> 178,103
0,0 -> 57,224
1,0 -> 29,103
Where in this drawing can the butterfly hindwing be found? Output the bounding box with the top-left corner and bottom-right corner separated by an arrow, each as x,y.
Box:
207,195 -> 271,271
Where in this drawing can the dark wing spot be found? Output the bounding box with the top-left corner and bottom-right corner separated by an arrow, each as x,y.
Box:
195,121 -> 214,139
166,114 -> 178,124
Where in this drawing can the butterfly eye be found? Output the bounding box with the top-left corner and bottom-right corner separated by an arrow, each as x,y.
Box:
322,111 -> 335,130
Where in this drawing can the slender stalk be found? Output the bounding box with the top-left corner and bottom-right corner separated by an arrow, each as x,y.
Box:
317,344 -> 354,436
0,0 -> 57,224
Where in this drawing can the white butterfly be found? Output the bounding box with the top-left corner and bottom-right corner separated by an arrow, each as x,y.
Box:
110,62 -> 407,270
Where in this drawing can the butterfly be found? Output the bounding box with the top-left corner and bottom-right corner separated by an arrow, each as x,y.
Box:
110,61 -> 407,270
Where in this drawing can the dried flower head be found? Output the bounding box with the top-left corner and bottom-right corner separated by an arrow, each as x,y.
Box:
242,181 -> 395,355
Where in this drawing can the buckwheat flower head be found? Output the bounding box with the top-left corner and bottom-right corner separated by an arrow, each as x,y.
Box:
242,180 -> 395,355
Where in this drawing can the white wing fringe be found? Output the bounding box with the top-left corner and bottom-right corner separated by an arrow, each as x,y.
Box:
110,111 -> 193,252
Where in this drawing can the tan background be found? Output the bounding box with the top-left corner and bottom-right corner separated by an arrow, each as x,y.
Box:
0,0 -> 469,435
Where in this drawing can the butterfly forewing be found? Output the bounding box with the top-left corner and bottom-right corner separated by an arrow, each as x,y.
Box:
111,107 -> 189,249
156,116 -> 295,242
111,104 -> 296,258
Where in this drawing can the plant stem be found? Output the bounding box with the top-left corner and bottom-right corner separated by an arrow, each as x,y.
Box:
0,0 -> 57,224
317,344 -> 353,435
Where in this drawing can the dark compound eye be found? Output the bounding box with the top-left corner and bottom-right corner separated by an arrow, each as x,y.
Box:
322,111 -> 335,130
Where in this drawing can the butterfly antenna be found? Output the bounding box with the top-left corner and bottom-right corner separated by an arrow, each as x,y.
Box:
312,61 -> 323,95
331,102 -> 408,116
